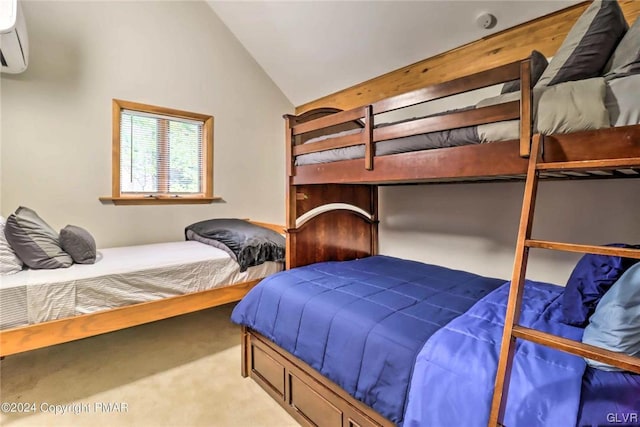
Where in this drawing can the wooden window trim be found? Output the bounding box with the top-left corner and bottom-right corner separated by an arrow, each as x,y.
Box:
101,99 -> 217,205
98,196 -> 222,205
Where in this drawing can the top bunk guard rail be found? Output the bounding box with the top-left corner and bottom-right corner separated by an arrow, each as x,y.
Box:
374,101 -> 520,142
370,60 -> 522,114
291,106 -> 369,135
290,105 -> 375,171
286,57 -> 534,182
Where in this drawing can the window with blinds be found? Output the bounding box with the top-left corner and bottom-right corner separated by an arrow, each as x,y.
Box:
106,100 -> 214,205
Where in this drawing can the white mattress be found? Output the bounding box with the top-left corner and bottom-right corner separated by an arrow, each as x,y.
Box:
0,241 -> 282,330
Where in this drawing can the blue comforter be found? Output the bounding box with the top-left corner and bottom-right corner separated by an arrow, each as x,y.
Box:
231,255 -> 504,424
578,367 -> 640,427
404,280 -> 587,427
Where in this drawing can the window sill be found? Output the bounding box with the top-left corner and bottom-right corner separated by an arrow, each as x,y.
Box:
99,196 -> 222,205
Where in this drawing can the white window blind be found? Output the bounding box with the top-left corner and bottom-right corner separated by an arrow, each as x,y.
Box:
119,110 -> 204,195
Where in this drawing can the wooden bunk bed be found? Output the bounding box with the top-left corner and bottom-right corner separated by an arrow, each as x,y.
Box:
240,72 -> 640,426
236,2 -> 640,425
0,220 -> 284,358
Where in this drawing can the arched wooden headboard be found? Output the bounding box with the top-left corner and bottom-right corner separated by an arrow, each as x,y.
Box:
286,184 -> 378,269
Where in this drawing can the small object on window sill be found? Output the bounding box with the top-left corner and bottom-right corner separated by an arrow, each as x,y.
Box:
98,196 -> 222,205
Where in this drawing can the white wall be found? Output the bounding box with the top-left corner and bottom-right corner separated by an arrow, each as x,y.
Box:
1,1 -> 293,248
380,179 -> 640,285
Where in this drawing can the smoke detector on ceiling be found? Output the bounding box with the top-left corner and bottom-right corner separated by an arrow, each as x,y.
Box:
476,12 -> 497,30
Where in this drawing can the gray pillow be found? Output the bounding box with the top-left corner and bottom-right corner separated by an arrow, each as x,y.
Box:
4,207 -> 72,269
536,78 -> 610,135
535,0 -> 627,88
185,219 -> 285,272
604,17 -> 640,80
582,263 -> 640,371
605,74 -> 640,126
60,225 -> 97,264
501,50 -> 548,94
186,229 -> 237,261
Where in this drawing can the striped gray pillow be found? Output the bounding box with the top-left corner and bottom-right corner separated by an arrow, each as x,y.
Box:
0,216 -> 23,275
604,17 -> 640,80
535,0 -> 627,88
4,207 -> 72,269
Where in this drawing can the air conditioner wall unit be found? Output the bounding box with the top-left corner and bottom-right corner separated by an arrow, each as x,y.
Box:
1,0 -> 29,74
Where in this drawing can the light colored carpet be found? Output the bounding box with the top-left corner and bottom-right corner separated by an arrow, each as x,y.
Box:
0,303 -> 298,427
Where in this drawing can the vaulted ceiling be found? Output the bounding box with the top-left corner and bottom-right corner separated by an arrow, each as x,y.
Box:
208,1 -> 580,106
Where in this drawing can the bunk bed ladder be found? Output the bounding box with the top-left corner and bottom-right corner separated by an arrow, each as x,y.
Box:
488,134 -> 640,427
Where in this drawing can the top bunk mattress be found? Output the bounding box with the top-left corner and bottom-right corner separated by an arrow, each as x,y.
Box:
1,241 -> 282,330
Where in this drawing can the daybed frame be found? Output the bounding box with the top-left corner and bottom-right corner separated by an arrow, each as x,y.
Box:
0,221 -> 284,358
241,40 -> 640,427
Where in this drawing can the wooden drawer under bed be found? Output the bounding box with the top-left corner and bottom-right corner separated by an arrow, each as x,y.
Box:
242,328 -> 393,427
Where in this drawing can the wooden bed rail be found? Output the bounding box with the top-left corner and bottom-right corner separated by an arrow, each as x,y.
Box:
291,106 -> 368,136
371,60 -> 522,114
289,105 -> 375,172
0,280 -> 261,357
375,101 -> 520,142
285,56 -> 533,178
247,220 -> 285,234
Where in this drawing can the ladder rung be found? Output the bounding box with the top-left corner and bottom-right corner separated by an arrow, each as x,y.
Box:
512,326 -> 640,374
525,239 -> 640,259
537,157 -> 640,172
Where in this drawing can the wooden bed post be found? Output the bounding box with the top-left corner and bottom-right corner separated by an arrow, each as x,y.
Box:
364,105 -> 374,170
519,57 -> 532,158
284,114 -> 296,179
241,325 -> 250,378
284,114 -> 298,270
370,184 -> 379,256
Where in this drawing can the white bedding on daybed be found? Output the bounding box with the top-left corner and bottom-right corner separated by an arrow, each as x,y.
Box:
0,241 -> 282,330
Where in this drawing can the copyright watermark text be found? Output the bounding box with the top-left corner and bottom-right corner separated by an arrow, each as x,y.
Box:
607,412 -> 639,424
1,401 -> 128,415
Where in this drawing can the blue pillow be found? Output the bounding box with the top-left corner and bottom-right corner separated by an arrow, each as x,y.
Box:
562,243 -> 640,326
582,262 -> 640,371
